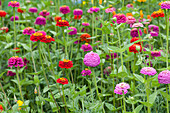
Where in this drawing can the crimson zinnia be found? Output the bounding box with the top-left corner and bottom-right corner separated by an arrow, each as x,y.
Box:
0,10 -> 7,17
56,20 -> 69,27
56,78 -> 68,85
30,32 -> 46,42
59,59 -> 73,69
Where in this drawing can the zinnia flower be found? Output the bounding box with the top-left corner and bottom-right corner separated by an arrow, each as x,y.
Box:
54,16 -> 62,22
40,35 -> 55,43
56,20 -> 69,27
68,27 -> 77,35
80,33 -> 91,43
151,51 -> 161,57
129,44 -> 142,53
114,88 -> 128,95
8,1 -> 20,7
8,56 -> 24,68
82,22 -> 90,26
81,68 -> 92,76
56,78 -> 68,85
80,43 -> 93,52
161,1 -> 170,9
130,28 -> 142,37
29,7 -> 38,13
83,51 -> 100,67
7,71 -> 16,76
126,4 -> 134,8
130,37 -> 141,45
105,53 -> 117,60
60,5 -> 70,14
158,70 -> 170,84
17,8 -> 24,13
10,16 -> 19,21
17,100 -> 23,110
59,59 -> 73,69
23,27 -> 35,35
132,23 -> 144,28
0,105 -> 3,112
115,82 -> 130,90
140,67 -> 157,76
39,10 -> 50,17
0,27 -> 9,33
151,9 -> 164,18
88,6 -> 100,13
105,6 -> 116,13
73,9 -> 83,15
126,16 -> 136,25
35,16 -> 46,25
112,14 -> 126,24
137,0 -> 146,2
30,32 -> 46,42
0,10 -> 6,17
148,25 -> 159,37
13,47 -> 20,53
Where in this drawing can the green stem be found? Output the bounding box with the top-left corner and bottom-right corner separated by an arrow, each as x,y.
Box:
132,103 -> 135,113
123,91 -> 126,113
158,18 -> 163,48
146,76 -> 151,113
166,85 -> 169,113
166,10 -> 169,68
13,7 -> 17,52
62,28 -> 68,59
47,44 -> 55,75
92,68 -> 101,101
62,85 -> 69,113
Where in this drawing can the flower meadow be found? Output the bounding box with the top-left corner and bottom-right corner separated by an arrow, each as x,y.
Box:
0,0 -> 170,113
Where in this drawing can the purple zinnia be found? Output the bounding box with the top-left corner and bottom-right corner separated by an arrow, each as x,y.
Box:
88,6 -> 100,13
161,1 -> 170,9
151,51 -> 161,57
80,43 -> 93,52
23,58 -> 29,69
8,56 -> 24,68
112,14 -> 126,24
7,71 -> 16,76
35,16 -> 46,25
82,22 -> 90,26
8,1 -> 20,7
10,16 -> 19,21
158,70 -> 170,84
106,53 -> 117,60
140,67 -> 157,76
29,7 -> 38,13
81,68 -> 92,76
23,27 -> 35,35
73,9 -> 83,15
148,25 -> 159,37
68,27 -> 77,35
130,28 -> 142,37
39,10 -> 50,17
83,51 -> 100,67
60,5 -> 70,14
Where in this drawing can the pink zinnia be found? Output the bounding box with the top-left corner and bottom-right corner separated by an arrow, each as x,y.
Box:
132,23 -> 144,28
10,16 -> 19,21
88,7 -> 100,13
60,5 -> 70,14
82,22 -> 90,26
114,88 -> 128,95
23,27 -> 35,35
8,1 -> 20,7
112,14 -> 126,24
73,9 -> 83,15
115,82 -> 130,90
8,56 -> 24,68
81,68 -> 92,76
80,43 -> 93,52
140,67 -> 157,76
29,7 -> 38,13
126,4 -> 134,9
39,10 -> 50,17
35,16 -> 46,25
126,16 -> 136,25
151,51 -> 161,57
161,1 -> 170,9
158,70 -> 170,84
105,7 -> 116,13
68,27 -> 77,35
130,28 -> 142,37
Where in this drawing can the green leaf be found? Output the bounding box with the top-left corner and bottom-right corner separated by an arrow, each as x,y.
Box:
43,86 -> 50,93
160,91 -> 170,101
134,74 -> 145,83
135,105 -> 143,113
20,43 -> 31,51
105,103 -> 116,111
149,91 -> 157,105
0,71 -> 6,78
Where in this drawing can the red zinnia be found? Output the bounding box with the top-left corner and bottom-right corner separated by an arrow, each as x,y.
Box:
74,15 -> 81,20
0,27 -> 9,33
54,16 -> 62,22
13,47 -> 20,53
0,105 -> 3,112
17,8 -> 24,13
59,59 -> 73,69
80,33 -> 91,43
56,20 -> 69,27
151,9 -> 164,18
0,10 -> 7,17
130,37 -> 141,45
129,44 -> 142,53
41,35 -> 55,43
30,32 -> 46,42
56,78 -> 68,85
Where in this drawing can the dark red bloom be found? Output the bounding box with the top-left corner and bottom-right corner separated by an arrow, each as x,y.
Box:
0,10 -> 6,17
56,20 -> 69,27
40,35 -> 55,43
23,58 -> 29,69
13,47 -> 20,53
74,15 -> 81,20
0,27 -> 9,33
59,59 -> 73,69
54,16 -> 62,22
129,44 -> 142,53
80,33 -> 91,43
30,32 -> 46,42
7,71 -> 16,76
130,37 -> 141,45
56,78 -> 68,85
17,8 -> 24,13
0,105 -> 3,112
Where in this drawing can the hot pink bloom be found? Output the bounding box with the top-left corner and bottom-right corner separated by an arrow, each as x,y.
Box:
158,70 -> 170,84
8,1 -> 20,7
80,43 -> 93,52
112,14 -> 126,24
114,88 -> 128,95
84,51 -> 100,67
73,9 -> 83,15
81,68 -> 92,76
126,16 -> 136,25
60,5 -> 70,14
68,27 -> 77,35
151,51 -> 161,57
39,10 -> 50,17
88,7 -> 100,13
105,7 -> 116,13
82,22 -> 90,26
29,7 -> 38,13
23,27 -> 35,35
8,56 -> 24,68
115,82 -> 130,90
140,67 -> 157,76
35,16 -> 46,25
132,23 -> 144,28
161,1 -> 170,9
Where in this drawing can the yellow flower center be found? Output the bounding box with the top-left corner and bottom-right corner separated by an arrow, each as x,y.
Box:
63,59 -> 70,62
17,100 -> 23,106
109,5 -> 112,7
85,68 -> 89,70
43,10 -> 47,12
11,1 -> 17,3
85,43 -> 88,45
93,6 -> 97,8
62,5 -> 67,7
60,78 -> 66,82
33,33 -> 43,36
46,35 -> 52,39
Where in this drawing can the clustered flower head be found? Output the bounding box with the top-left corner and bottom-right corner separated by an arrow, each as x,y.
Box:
0,105 -> 3,112
161,1 -> 170,9
60,5 -> 70,14
54,16 -> 62,22
30,32 -> 46,42
7,71 -> 16,76
73,9 -> 83,15
126,4 -> 134,9
140,67 -> 157,76
126,16 -> 136,25
41,35 -> 55,43
151,51 -> 161,57
105,53 -> 117,60
56,20 -> 69,27
105,5 -> 116,13
82,22 -> 90,26
17,8 -> 24,13
0,10 -> 7,17
151,9 -> 164,18
80,33 -> 91,43
35,16 -> 46,25
68,27 -> 77,35
132,23 -> 144,28
8,56 -> 24,68
56,78 -> 68,85
137,0 -> 146,2
130,28 -> 142,37
130,37 -> 142,45
80,43 -> 93,52
23,27 -> 35,35
114,82 -> 130,95
10,16 -> 19,21
104,66 -> 112,76
8,1 -> 20,7
129,44 -> 142,53
83,51 -> 100,67
39,10 -> 50,17
148,25 -> 159,37
81,68 -> 92,76
59,59 -> 73,69
88,6 -> 100,13
112,14 -> 126,24
158,70 -> 170,84
29,7 -> 38,13
0,27 -> 9,33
